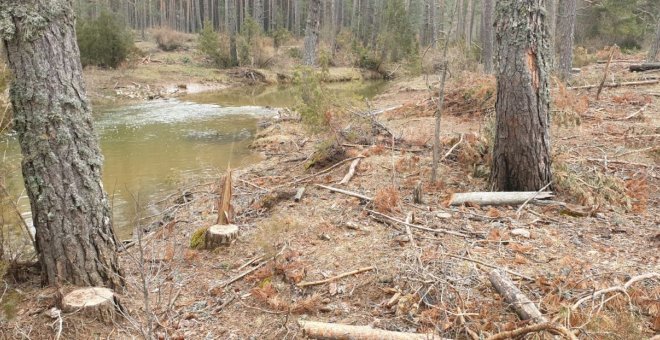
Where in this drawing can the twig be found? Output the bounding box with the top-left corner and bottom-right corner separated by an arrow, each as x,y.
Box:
568,79 -> 659,90
614,146 -> 658,158
339,158 -> 362,185
447,254 -> 535,281
571,272 -> 659,310
404,212 -> 417,248
596,46 -> 616,100
218,261 -> 267,289
297,267 -> 375,288
616,105 -> 647,120
234,255 -> 264,272
516,181 -> 553,218
486,322 -> 577,340
315,184 -> 373,201
367,209 -> 470,238
439,133 -> 464,162
292,156 -> 365,185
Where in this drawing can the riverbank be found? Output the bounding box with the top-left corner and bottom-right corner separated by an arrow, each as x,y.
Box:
2,59 -> 659,338
84,40 -> 383,106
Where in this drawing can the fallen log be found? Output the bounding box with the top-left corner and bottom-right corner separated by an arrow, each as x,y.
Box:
568,79 -> 659,90
489,269 -> 546,323
62,287 -> 122,324
339,158 -> 361,184
629,63 -> 660,72
298,320 -> 449,340
448,191 -> 553,206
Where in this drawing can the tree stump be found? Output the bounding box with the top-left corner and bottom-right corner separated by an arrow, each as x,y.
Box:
205,224 -> 239,249
62,287 -> 119,324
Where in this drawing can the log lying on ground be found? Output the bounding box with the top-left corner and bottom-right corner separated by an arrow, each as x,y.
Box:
448,191 -> 553,206
299,320 -> 449,340
568,79 -> 659,90
488,269 -> 546,323
629,63 -> 660,72
339,158 -> 362,184
205,224 -> 239,249
62,287 -> 121,324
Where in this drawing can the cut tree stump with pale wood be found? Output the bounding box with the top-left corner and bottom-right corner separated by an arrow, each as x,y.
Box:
205,224 -> 239,249
448,192 -> 553,206
62,287 -> 121,324
299,320 -> 450,340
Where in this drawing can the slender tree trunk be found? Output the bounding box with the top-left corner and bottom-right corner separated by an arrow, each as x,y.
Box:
546,0 -> 557,68
456,0 -> 464,41
228,0 -> 238,65
294,0 -> 300,35
556,0 -> 576,81
648,18 -> 660,62
303,0 -> 321,66
0,0 -> 124,290
481,0 -> 494,73
464,0 -> 473,47
491,0 -> 552,191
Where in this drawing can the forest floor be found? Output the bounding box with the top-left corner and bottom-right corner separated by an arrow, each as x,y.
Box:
2,56 -> 659,339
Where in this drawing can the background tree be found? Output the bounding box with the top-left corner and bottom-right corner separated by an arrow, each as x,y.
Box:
491,0 -> 552,191
557,0 -> 577,81
648,19 -> 660,62
0,0 -> 124,289
303,0 -> 321,66
481,0 -> 494,73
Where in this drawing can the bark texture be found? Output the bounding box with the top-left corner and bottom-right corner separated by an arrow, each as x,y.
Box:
481,0 -> 494,73
491,0 -> 552,191
0,0 -> 123,289
648,19 -> 660,62
556,0 -> 576,81
303,0 -> 321,66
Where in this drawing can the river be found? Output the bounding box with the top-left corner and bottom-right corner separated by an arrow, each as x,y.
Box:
0,81 -> 387,247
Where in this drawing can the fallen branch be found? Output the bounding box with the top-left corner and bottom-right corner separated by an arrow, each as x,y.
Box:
448,191 -> 553,206
297,267 -> 375,288
315,184 -> 373,201
367,209 -> 470,238
439,133 -> 464,162
568,79 -> 659,90
616,105 -> 647,120
486,322 -> 577,340
294,187 -> 306,202
596,46 -> 616,100
489,269 -> 545,322
298,320 -> 448,340
217,261 -> 267,289
448,254 -> 535,282
339,158 -> 362,184
571,272 -> 659,311
293,156 -> 366,184
629,63 -> 660,72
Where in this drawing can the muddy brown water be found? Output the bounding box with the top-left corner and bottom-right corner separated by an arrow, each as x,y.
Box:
0,81 -> 387,247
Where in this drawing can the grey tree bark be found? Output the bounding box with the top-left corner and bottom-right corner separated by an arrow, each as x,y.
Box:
546,0 -> 557,68
648,19 -> 660,62
0,0 -> 124,289
303,0 -> 321,66
481,0 -> 494,73
556,0 -> 576,81
491,0 -> 552,191
227,0 -> 238,65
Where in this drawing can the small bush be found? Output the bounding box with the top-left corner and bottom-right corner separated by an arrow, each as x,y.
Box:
293,67 -> 331,130
198,22 -> 232,68
287,47 -> 303,59
272,27 -> 290,49
152,27 -> 187,51
77,11 -> 134,68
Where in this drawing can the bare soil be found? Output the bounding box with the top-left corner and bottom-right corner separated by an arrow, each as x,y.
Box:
1,58 -> 659,339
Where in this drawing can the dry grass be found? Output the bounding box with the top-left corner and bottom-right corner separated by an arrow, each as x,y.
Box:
150,27 -> 191,51
374,186 -> 401,213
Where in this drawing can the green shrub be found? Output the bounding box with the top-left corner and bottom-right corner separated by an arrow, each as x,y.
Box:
287,47 -> 303,59
198,22 -> 232,68
77,11 -> 134,68
152,27 -> 187,51
272,27 -> 290,49
293,67 -> 331,131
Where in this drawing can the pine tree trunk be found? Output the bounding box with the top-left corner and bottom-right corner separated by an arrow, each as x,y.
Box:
491,0 -> 552,191
303,0 -> 321,66
481,0 -> 494,73
228,0 -> 238,65
648,19 -> 660,62
0,0 -> 123,290
464,0 -> 473,47
556,0 -> 576,81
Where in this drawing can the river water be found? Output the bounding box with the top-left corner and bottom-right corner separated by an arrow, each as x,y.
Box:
0,81 -> 386,245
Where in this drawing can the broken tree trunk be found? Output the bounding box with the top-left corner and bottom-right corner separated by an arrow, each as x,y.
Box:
629,63 -> 660,72
62,287 -> 122,324
299,320 -> 448,340
568,79 -> 659,89
339,158 -> 361,184
205,224 -> 239,249
448,192 -> 553,206
489,269 -> 546,323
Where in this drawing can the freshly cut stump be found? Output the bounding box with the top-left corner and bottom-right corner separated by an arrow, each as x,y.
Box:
205,224 -> 239,249
62,287 -> 119,324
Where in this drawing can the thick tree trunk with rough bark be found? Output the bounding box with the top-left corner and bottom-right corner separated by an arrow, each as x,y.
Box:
0,0 -> 123,289
481,0 -> 494,73
556,0 -> 576,81
648,19 -> 660,62
491,0 -> 552,191
303,0 -> 321,66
